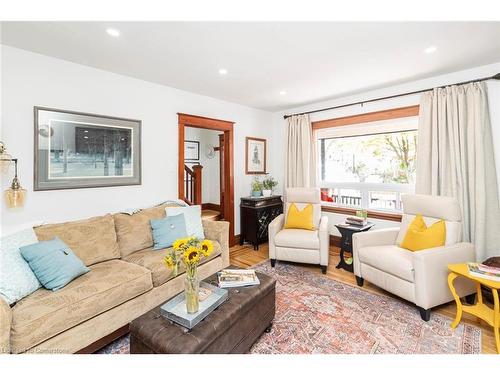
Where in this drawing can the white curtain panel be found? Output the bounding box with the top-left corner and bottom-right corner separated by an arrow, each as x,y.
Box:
285,114 -> 317,188
416,82 -> 500,261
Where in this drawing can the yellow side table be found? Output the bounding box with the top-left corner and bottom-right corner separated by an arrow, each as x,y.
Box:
447,263 -> 500,354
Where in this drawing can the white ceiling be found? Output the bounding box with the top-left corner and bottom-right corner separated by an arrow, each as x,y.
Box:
2,22 -> 500,111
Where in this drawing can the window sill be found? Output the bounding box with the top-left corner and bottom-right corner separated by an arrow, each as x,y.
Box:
321,205 -> 402,222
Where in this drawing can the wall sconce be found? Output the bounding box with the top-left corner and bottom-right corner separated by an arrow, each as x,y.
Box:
0,141 -> 27,209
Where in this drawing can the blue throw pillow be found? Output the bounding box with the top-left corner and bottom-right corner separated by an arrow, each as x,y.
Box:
20,237 -> 89,291
150,214 -> 188,250
165,205 -> 205,239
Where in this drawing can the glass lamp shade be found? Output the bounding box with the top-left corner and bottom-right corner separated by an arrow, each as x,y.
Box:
5,187 -> 27,209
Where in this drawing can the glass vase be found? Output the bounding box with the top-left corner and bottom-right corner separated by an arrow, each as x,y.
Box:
185,266 -> 200,314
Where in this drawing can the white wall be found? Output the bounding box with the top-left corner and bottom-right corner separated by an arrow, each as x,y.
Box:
272,61 -> 500,236
0,45 -> 275,236
184,127 -> 222,205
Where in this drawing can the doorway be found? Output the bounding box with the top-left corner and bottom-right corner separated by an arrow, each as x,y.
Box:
177,113 -> 235,246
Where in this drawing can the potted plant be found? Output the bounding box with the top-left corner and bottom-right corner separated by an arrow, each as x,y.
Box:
262,176 -> 278,197
251,177 -> 263,197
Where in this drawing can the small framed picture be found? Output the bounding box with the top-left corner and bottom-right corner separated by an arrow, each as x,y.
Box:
184,140 -> 200,161
245,137 -> 266,174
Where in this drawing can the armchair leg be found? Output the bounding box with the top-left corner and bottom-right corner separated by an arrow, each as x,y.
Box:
270,259 -> 276,267
417,307 -> 431,322
465,293 -> 476,305
321,265 -> 327,274
355,276 -> 364,287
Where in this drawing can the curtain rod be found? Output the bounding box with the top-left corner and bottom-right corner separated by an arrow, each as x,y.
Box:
283,72 -> 500,120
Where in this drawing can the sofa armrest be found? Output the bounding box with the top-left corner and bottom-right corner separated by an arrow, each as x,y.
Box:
413,242 -> 476,309
353,227 -> 400,277
0,297 -> 11,354
319,216 -> 329,266
268,214 -> 285,259
203,220 -> 230,268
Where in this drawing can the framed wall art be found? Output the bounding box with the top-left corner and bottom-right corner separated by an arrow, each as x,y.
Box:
184,140 -> 200,161
245,137 -> 266,174
34,107 -> 141,190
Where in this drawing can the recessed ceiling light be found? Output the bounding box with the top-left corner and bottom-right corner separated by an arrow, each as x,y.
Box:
106,28 -> 120,37
424,46 -> 437,54
218,68 -> 228,75
279,90 -> 287,95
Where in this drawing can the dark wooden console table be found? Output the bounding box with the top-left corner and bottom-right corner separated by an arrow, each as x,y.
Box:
240,195 -> 283,250
335,222 -> 374,272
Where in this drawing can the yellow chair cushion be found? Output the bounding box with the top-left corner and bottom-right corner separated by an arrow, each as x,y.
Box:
284,203 -> 314,230
401,214 -> 446,251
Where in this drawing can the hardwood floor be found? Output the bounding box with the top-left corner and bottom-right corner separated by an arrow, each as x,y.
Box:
230,242 -> 498,354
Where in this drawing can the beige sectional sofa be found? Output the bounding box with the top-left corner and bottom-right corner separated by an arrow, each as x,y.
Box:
0,203 -> 230,354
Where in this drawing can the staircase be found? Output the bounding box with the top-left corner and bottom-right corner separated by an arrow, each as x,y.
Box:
183,163 -> 221,221
201,209 -> 221,221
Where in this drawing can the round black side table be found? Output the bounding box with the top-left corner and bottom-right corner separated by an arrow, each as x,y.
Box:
335,222 -> 374,272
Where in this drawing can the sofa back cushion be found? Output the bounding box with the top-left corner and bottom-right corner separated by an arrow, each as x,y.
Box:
114,203 -> 183,257
34,214 -> 120,266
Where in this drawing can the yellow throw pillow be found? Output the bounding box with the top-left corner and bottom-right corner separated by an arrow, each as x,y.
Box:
401,214 -> 446,251
284,203 -> 314,230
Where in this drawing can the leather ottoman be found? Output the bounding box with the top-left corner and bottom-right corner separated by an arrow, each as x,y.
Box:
130,271 -> 276,354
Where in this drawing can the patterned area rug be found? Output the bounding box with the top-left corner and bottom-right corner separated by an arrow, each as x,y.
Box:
98,261 -> 481,354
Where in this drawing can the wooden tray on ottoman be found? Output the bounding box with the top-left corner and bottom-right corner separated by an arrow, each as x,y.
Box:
130,270 -> 276,354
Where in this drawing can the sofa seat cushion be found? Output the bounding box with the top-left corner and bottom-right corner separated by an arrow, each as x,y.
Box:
358,245 -> 415,282
34,214 -> 120,266
124,241 -> 222,287
10,259 -> 152,353
274,229 -> 319,250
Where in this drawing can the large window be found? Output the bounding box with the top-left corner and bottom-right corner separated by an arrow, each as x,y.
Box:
317,108 -> 418,213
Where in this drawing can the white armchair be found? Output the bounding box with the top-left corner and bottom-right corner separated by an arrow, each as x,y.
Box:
268,188 -> 329,274
353,194 -> 476,321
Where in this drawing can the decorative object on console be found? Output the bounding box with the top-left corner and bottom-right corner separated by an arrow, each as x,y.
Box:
0,141 -> 27,209
150,214 -> 188,250
20,237 -> 89,291
335,222 -> 374,273
163,236 -> 214,313
245,137 -> 266,174
262,175 -> 278,197
251,176 -> 263,197
165,205 -> 204,239
34,107 -> 141,191
184,140 -> 200,161
240,195 -> 283,250
0,228 -> 41,304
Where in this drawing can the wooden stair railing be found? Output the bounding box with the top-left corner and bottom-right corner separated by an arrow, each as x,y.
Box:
184,164 -> 203,205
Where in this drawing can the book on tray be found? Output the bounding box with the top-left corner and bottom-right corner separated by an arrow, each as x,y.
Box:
467,262 -> 500,282
218,269 -> 260,288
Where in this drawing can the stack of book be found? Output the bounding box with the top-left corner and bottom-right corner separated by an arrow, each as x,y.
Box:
217,269 -> 260,288
345,216 -> 368,227
467,263 -> 500,282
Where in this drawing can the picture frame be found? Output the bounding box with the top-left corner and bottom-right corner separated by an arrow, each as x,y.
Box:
34,107 -> 142,191
184,140 -> 200,161
245,137 -> 267,174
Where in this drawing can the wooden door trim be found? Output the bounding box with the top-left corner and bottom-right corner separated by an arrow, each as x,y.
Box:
178,114 -> 236,246
311,105 -> 420,130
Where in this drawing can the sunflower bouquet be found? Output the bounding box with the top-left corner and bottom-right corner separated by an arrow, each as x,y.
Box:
163,236 -> 214,313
